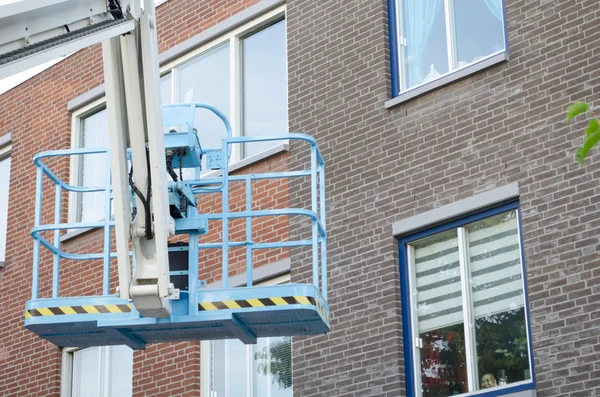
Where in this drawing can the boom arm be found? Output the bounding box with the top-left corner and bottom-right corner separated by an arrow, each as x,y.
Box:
0,0 -> 177,317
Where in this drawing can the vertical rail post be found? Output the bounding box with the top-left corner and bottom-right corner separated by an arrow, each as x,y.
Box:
51,184 -> 62,298
311,145 -> 318,290
32,167 -> 43,300
221,139 -> 229,288
188,229 -> 199,314
102,151 -> 111,295
319,162 -> 327,300
246,178 -> 252,287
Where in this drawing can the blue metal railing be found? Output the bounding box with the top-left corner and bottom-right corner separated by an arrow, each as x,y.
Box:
30,104 -> 327,306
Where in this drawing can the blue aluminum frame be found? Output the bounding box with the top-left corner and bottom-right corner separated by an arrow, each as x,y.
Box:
397,201 -> 536,397
386,0 -> 510,99
27,103 -> 328,347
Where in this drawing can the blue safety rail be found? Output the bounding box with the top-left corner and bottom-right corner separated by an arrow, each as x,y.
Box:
25,103 -> 328,349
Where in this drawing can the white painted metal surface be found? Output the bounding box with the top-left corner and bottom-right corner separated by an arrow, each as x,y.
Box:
2,0 -> 176,317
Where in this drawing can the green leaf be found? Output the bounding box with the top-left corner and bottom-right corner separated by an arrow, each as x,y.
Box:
576,128 -> 600,165
585,119 -> 600,136
566,101 -> 589,122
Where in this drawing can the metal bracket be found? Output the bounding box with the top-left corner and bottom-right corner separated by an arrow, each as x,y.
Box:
206,150 -> 223,170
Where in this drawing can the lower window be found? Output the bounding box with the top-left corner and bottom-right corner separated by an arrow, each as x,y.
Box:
62,345 -> 133,397
398,203 -> 534,396
203,336 -> 292,397
201,274 -> 293,397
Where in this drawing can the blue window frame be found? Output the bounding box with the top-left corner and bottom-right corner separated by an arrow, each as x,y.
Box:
388,0 -> 508,98
398,202 -> 535,397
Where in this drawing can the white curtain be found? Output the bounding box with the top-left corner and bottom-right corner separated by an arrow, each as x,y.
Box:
484,0 -> 503,21
403,0 -> 443,87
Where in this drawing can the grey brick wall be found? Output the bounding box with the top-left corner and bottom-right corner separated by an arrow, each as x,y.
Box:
287,0 -> 600,396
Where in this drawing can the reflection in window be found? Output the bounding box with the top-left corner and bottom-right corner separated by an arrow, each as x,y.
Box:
160,73 -> 171,106
406,209 -> 531,396
242,19 -> 287,157
467,212 -> 530,389
162,14 -> 288,170
397,0 -> 505,92
176,43 -> 230,177
455,0 -> 505,68
208,336 -> 292,397
413,229 -> 468,395
178,43 -> 230,150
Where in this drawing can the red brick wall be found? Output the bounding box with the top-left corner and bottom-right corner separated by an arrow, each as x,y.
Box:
0,0 -> 285,395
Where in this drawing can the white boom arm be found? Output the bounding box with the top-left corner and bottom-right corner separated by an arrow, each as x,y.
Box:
0,0 -> 177,317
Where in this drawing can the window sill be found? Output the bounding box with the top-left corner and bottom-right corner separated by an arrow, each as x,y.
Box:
464,382 -> 536,397
61,224 -> 100,243
202,141 -> 289,178
61,142 -> 289,243
385,52 -> 509,109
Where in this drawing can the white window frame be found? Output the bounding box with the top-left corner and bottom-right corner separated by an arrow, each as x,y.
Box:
61,345 -> 133,397
200,273 -> 292,397
389,0 -> 508,105
0,140 -> 11,267
67,6 -> 288,230
68,97 -> 108,225
160,4 -> 287,164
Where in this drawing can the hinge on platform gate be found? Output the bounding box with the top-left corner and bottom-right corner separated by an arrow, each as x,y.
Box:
416,337 -> 423,348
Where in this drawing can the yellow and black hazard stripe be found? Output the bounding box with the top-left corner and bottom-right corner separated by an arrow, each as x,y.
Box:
198,296 -> 330,323
25,304 -> 132,319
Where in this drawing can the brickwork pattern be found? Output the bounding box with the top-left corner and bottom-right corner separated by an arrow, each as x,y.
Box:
0,0 -> 275,396
288,0 -> 600,396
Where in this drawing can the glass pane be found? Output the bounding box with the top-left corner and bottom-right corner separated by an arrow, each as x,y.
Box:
465,210 -> 530,390
410,229 -> 468,396
242,19 -> 287,158
108,345 -> 133,397
454,0 -> 505,68
253,337 -> 293,397
72,347 -> 100,397
402,0 -> 449,90
211,339 -> 227,395
81,109 -> 109,222
177,42 -> 230,174
210,339 -> 248,396
160,73 -> 172,105
0,157 -> 10,262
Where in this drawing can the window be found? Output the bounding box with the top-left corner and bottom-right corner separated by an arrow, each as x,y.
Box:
68,7 -> 287,223
0,142 -> 10,266
160,6 -> 287,164
398,203 -> 534,396
201,274 -> 292,397
61,345 -> 133,397
390,0 -> 506,97
69,100 -> 109,223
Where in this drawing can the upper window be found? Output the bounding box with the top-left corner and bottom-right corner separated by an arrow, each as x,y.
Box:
0,146 -> 11,265
69,8 -> 287,213
160,7 -> 287,164
69,100 -> 109,224
390,0 -> 506,96
398,203 -> 534,396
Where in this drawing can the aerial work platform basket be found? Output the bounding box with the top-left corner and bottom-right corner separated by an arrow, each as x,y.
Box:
25,104 -> 328,350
